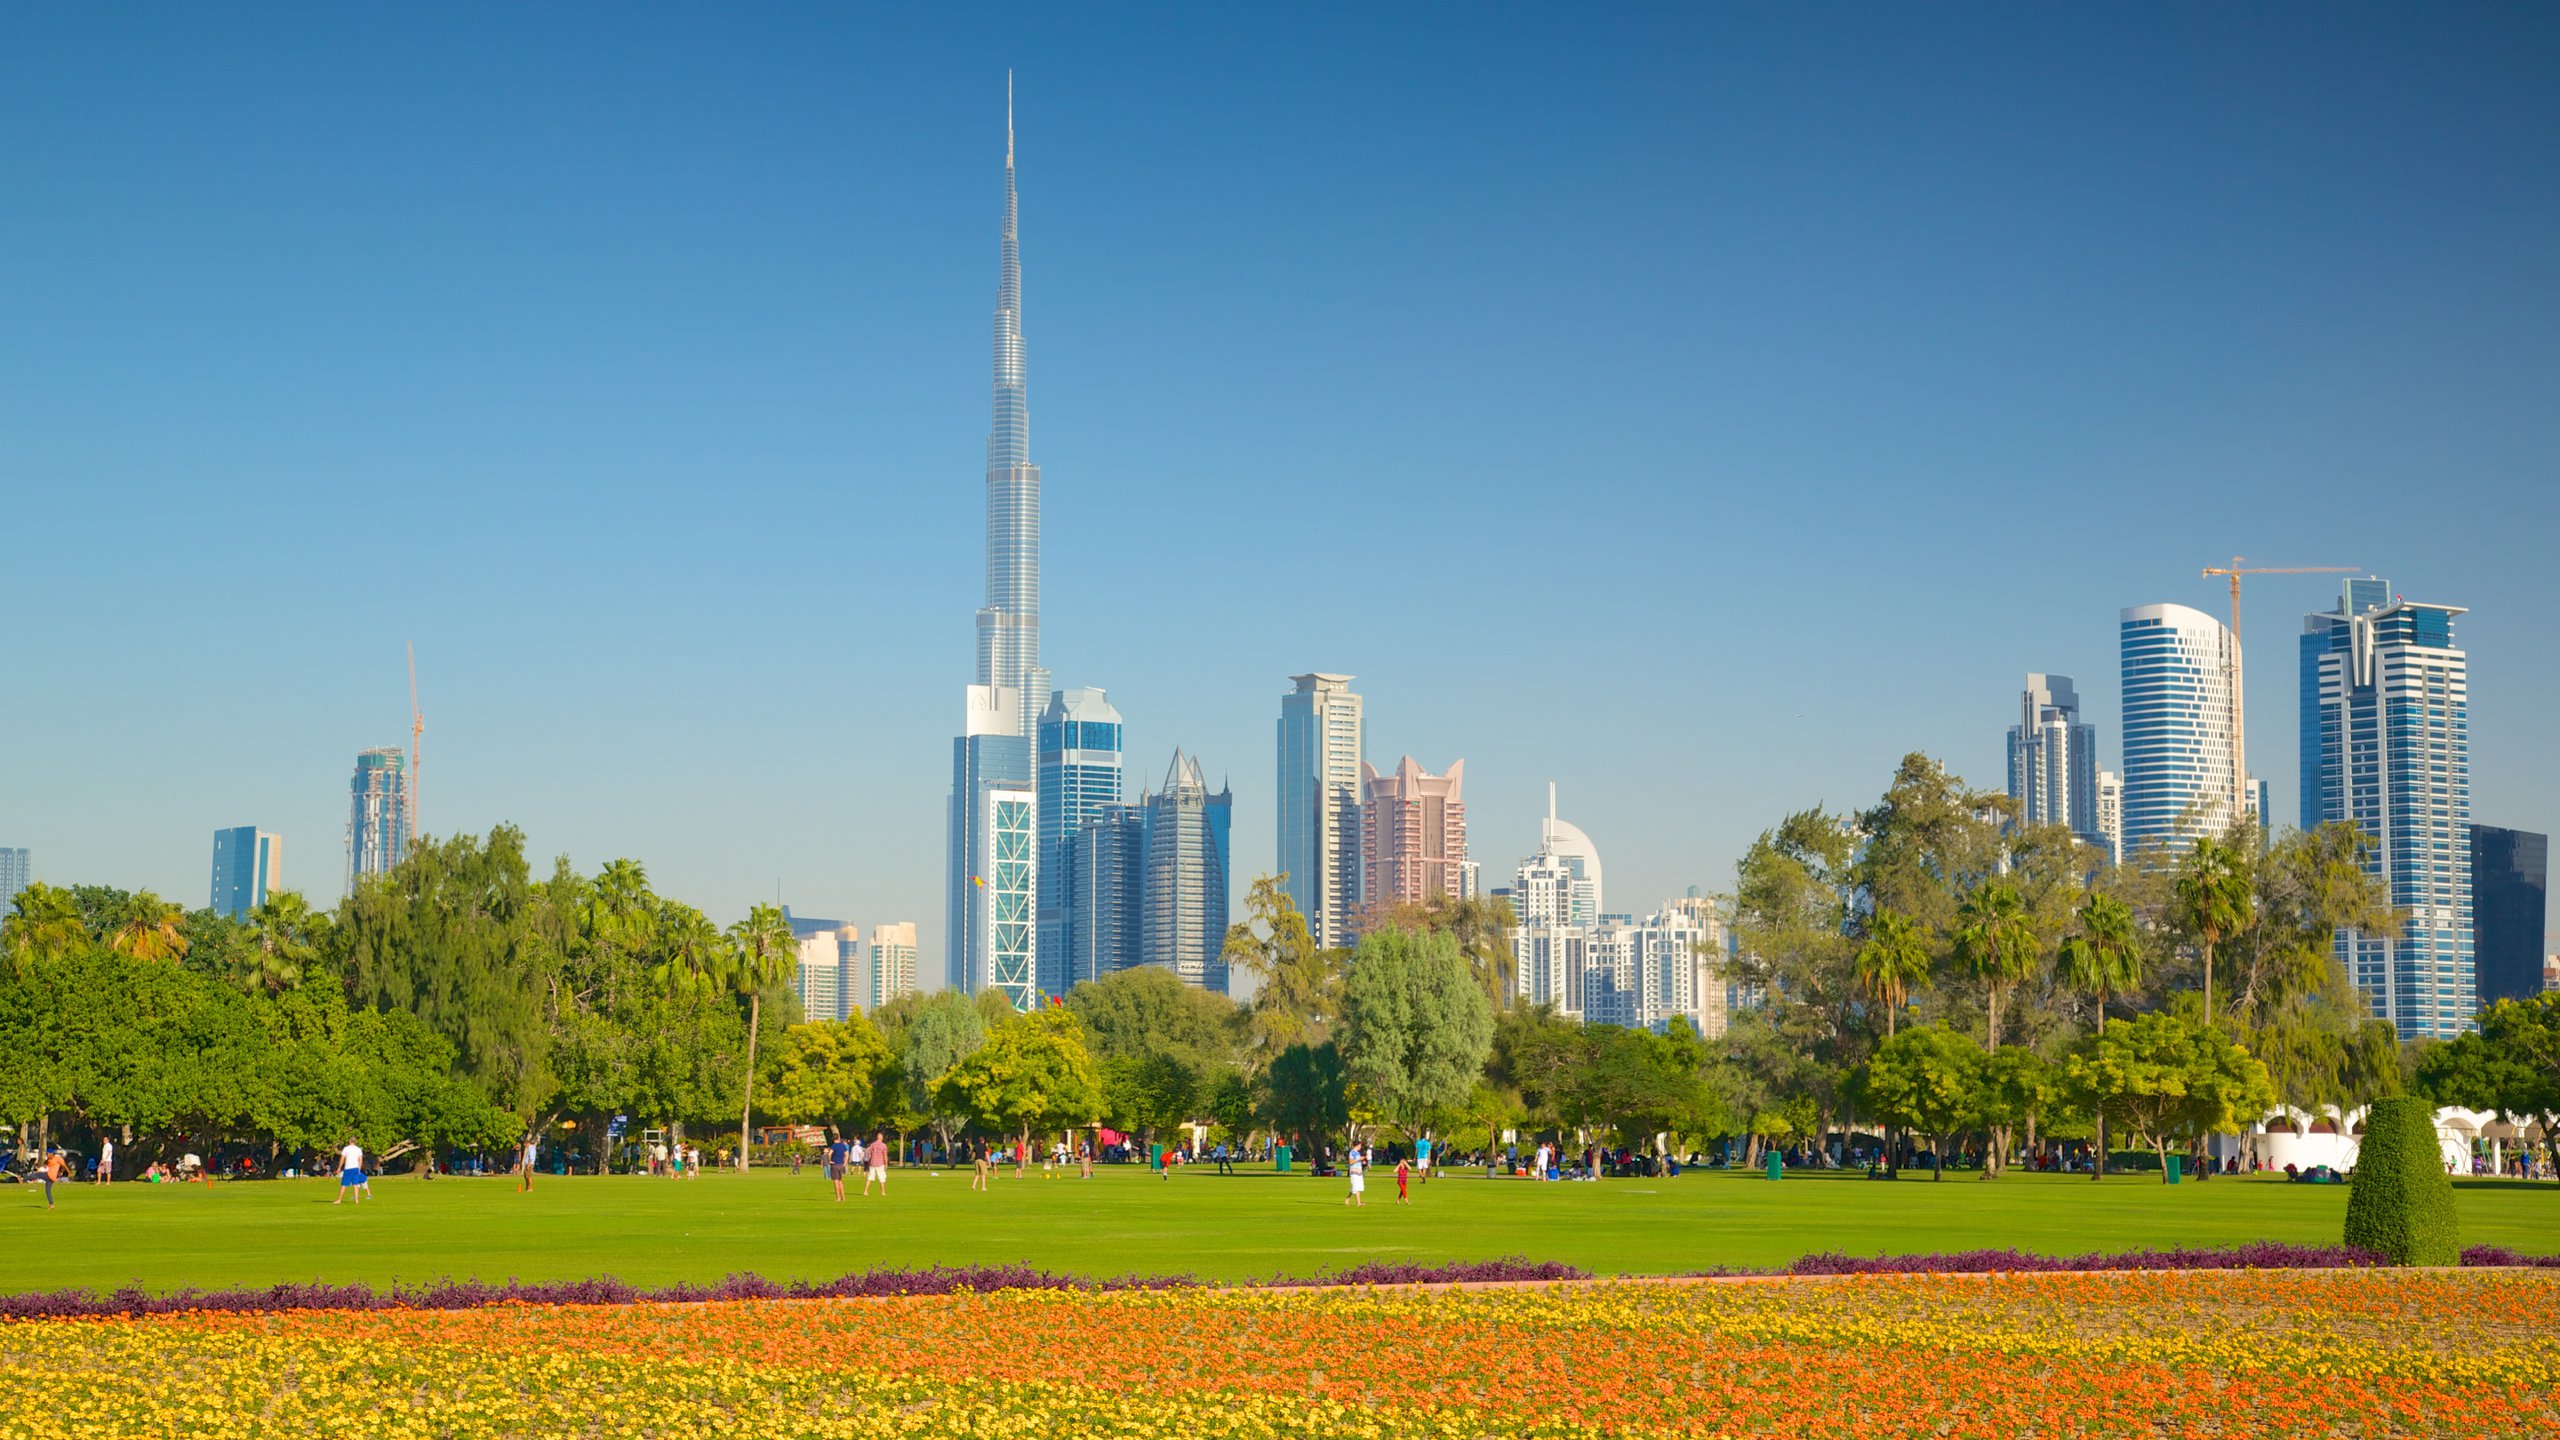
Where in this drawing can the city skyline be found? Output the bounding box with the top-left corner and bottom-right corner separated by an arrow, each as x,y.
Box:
8,10 -> 2560,966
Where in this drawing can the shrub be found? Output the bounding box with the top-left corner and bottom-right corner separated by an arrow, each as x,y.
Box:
2342,1095 -> 2460,1266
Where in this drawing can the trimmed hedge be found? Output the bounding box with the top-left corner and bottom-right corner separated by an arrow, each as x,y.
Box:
2342,1095 -> 2461,1266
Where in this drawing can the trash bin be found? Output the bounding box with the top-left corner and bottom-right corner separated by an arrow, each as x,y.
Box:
2165,1154 -> 2182,1185
1274,1144 -> 1292,1173
1149,1143 -> 1165,1172
1765,1150 -> 1783,1181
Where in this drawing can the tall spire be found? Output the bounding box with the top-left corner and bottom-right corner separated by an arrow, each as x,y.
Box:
975,70 -> 1041,728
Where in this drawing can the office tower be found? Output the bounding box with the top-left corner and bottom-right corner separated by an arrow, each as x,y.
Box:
2095,771 -> 2124,865
1140,752 -> 1234,991
1361,757 -> 1469,911
1066,804 -> 1145,988
0,848 -> 29,911
1036,688 -> 1124,998
209,827 -> 282,920
2472,827 -> 2548,1009
1515,926 -> 1589,1017
347,747 -> 411,892
1277,673 -> 1364,948
2006,674 -> 2103,849
868,923 -> 920,1011
2118,604 -> 2240,856
945,86 -> 1048,1010
1511,784 -> 1602,927
2301,579 -> 2474,1039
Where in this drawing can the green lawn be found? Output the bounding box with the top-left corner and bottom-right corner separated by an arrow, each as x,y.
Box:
1,1163 -> 2550,1294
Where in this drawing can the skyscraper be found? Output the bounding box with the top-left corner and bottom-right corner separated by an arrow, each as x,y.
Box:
0,848 -> 28,911
1066,804 -> 1145,988
209,826 -> 282,920
2006,674 -> 2102,849
2470,826 -> 2547,1009
1036,687 -> 1124,998
946,82 -> 1046,1009
2118,604 -> 2240,856
869,922 -> 920,1011
2095,771 -> 2124,865
347,747 -> 410,892
791,919 -> 854,1024
2301,579 -> 2474,1039
1277,673 -> 1364,948
1511,784 -> 1603,928
978,74 -> 1045,737
1140,751 -> 1233,991
1361,756 -> 1470,911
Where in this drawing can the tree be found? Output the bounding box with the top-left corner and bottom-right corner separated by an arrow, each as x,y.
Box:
239,891 -> 326,996
1067,965 -> 1241,1075
2172,835 -> 2253,1026
1258,1041 -> 1348,1158
1951,880 -> 2038,1052
1222,874 -> 1340,1065
1858,1025 -> 1983,1180
108,891 -> 189,962
897,988 -> 989,1153
1972,1046 -> 2056,1179
2055,891 -> 2145,1177
1338,926 -> 1495,1142
936,1007 -> 1102,1155
2419,993 -> 2560,1174
1365,892 -> 1519,1010
725,902 -> 799,1168
1728,808 -> 1863,1158
761,1016 -> 896,1135
2063,1010 -> 2276,1182
1853,907 -> 1931,1039
2,882 -> 89,972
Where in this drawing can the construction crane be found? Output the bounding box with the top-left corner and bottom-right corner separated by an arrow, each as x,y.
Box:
407,643 -> 424,845
2199,559 -> 2358,830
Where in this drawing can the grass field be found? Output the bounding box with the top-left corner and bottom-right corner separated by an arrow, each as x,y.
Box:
1,1162 -> 2551,1294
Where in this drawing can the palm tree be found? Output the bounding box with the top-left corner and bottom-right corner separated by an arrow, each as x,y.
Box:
2172,835 -> 2253,1026
651,904 -> 726,996
241,891 -> 322,995
2055,892 -> 2145,1179
2,882 -> 90,972
726,902 -> 800,1171
1951,880 -> 2038,1052
109,891 -> 189,962
1853,907 -> 1932,1039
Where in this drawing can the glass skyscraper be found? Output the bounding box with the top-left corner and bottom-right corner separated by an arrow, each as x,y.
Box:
209,826 -> 282,920
947,82 -> 1048,1006
2118,604 -> 2240,856
1140,751 -> 1233,992
1066,804 -> 1146,988
1036,687 -> 1123,998
347,747 -> 410,893
2302,580 -> 2474,1039
1276,673 -> 1363,948
2470,825 -> 2547,1009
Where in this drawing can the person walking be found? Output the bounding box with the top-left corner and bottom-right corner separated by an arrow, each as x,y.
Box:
94,1137 -> 114,1186
826,1132 -> 851,1202
971,1138 -> 990,1192
1413,1133 -> 1430,1184
517,1133 -> 539,1192
1343,1144 -> 1367,1207
333,1139 -> 368,1205
863,1132 -> 889,1197
1214,1140 -> 1232,1176
1395,1154 -> 1411,1203
1077,1139 -> 1093,1179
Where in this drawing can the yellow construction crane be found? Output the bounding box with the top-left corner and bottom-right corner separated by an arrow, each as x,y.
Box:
2199,559 -> 2358,829
407,643 -> 424,844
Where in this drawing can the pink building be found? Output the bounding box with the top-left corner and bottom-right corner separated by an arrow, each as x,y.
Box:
1361,756 -> 1470,911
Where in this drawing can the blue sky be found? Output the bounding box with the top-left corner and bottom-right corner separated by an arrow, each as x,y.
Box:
5,6 -> 2556,964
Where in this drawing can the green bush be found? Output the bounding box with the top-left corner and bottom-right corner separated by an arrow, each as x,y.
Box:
2343,1096 -> 2460,1265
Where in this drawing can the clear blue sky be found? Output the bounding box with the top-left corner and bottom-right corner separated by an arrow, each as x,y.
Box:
6,6 -> 2556,966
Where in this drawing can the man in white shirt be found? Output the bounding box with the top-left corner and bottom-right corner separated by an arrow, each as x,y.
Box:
333,1139 -> 368,1205
95,1137 -> 114,1185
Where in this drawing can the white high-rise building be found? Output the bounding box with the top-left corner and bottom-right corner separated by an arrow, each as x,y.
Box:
2095,770 -> 2124,866
2007,674 -> 2104,851
793,924 -> 852,1023
869,922 -> 919,1011
2118,603 -> 2241,856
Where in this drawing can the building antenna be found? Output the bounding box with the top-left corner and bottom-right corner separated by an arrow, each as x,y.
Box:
407,643 -> 424,843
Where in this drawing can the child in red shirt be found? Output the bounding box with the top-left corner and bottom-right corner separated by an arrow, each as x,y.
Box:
1395,1156 -> 1411,1203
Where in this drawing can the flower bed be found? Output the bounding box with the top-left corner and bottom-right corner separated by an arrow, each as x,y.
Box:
3,1268 -> 2553,1437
